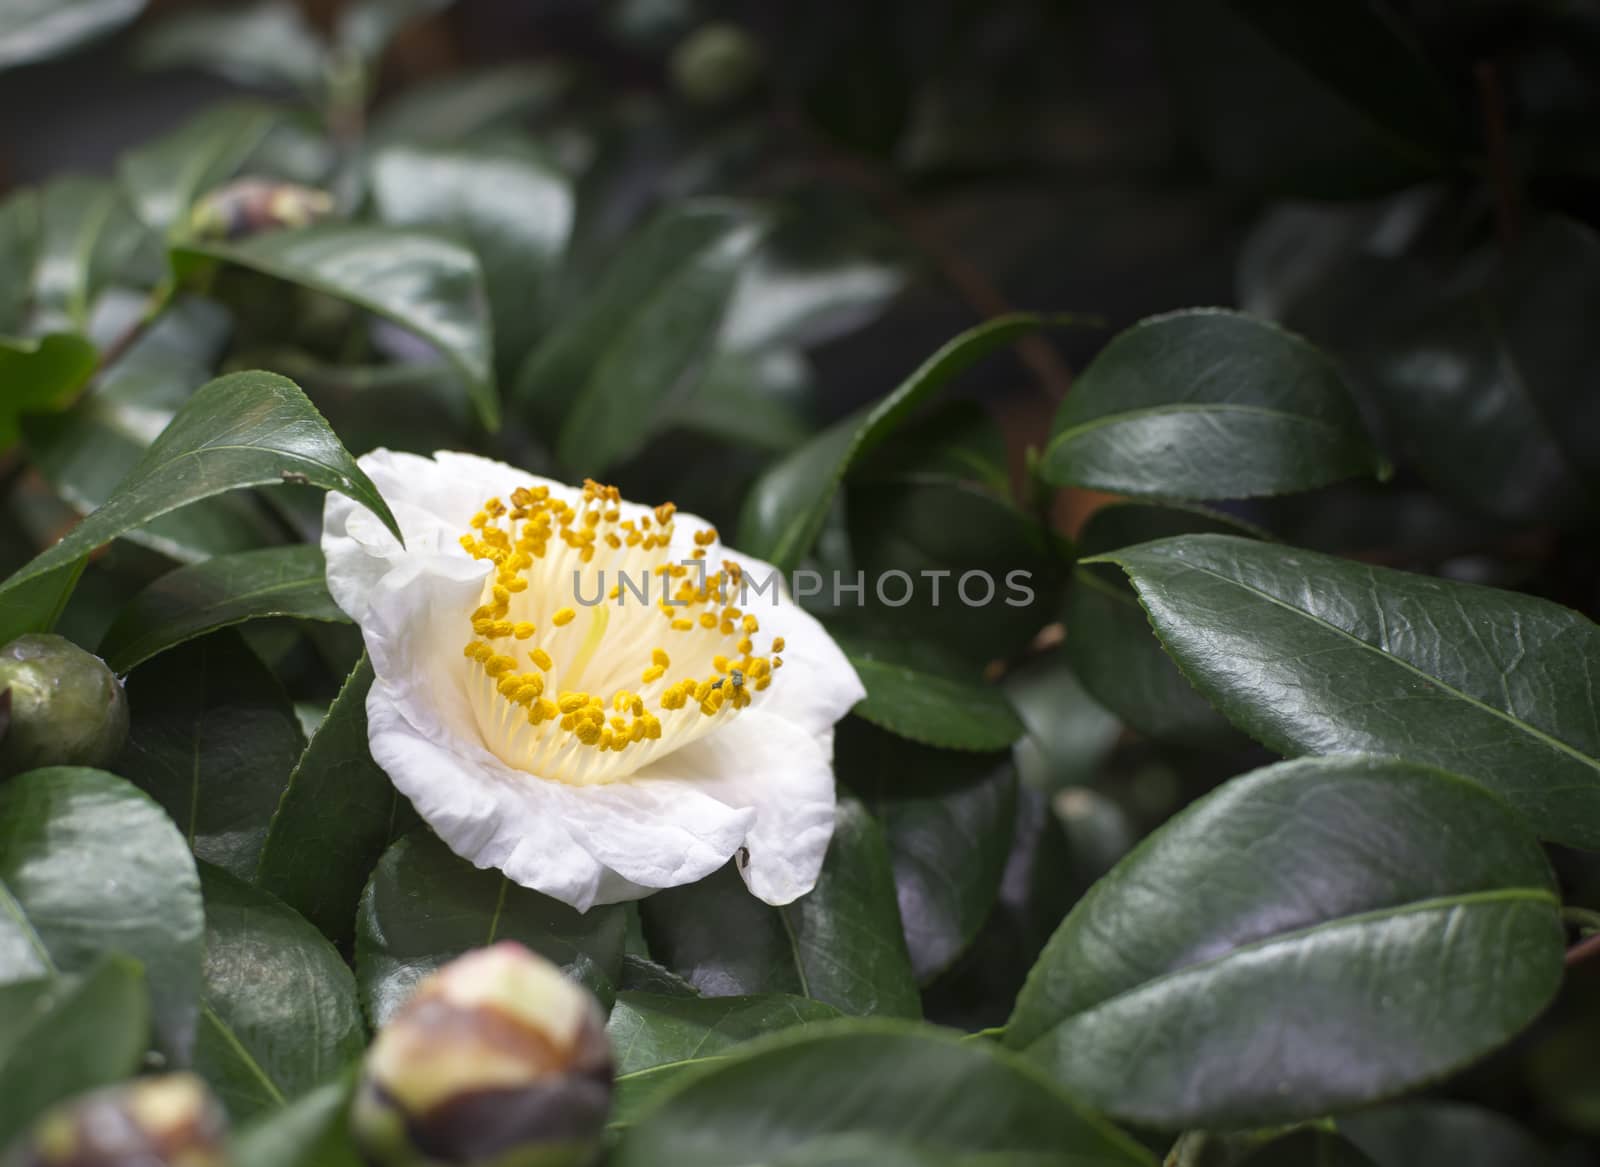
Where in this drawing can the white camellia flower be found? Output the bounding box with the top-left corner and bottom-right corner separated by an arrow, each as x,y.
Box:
323,450 -> 866,912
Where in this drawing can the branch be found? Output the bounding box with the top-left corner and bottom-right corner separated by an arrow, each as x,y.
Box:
1475,60 -> 1521,251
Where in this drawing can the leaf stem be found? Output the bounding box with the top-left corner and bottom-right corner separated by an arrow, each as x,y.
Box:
1562,905 -> 1600,936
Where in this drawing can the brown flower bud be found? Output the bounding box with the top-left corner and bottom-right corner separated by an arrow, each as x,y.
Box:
8,1074 -> 228,1167
188,180 -> 335,242
352,942 -> 613,1167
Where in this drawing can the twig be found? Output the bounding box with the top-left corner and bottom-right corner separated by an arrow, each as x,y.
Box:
1475,60 -> 1521,251
1566,931 -> 1600,969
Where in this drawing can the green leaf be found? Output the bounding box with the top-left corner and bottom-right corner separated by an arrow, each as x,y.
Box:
841,720 -> 1017,983
664,347 -> 815,452
739,314 -> 1066,572
611,1020 -> 1153,1167
233,1077 -> 363,1167
175,229 -> 499,430
0,767 -> 204,1060
256,655 -> 419,948
608,991 -> 841,1076
0,369 -> 399,643
515,201 -> 764,475
1002,650 -> 1120,794
367,63 -> 571,145
1064,502 -> 1260,748
0,333 -> 97,447
641,801 -> 921,1019
194,865 -> 365,1122
1096,533 -> 1600,848
0,0 -> 145,72
371,140 -> 574,377
336,0 -> 452,63
833,630 -> 1024,752
119,102 -> 283,236
355,831 -> 629,1026
0,957 -> 149,1148
1042,309 -> 1383,499
1340,1101 -> 1554,1167
1005,755 -> 1564,1128
99,545 -> 347,672
119,631 -> 306,880
29,175 -> 150,334
134,2 -> 327,94
1238,1131 -> 1378,1166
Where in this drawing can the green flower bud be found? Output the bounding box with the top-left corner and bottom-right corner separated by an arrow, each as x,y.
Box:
0,635 -> 128,779
669,22 -> 764,106
352,942 -> 613,1167
7,1073 -> 228,1167
188,179 -> 335,242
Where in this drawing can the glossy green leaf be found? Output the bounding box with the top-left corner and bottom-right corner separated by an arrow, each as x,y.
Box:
833,630 -> 1024,752
176,229 -> 498,430
0,333 -> 97,447
367,63 -> 571,145
194,865 -> 365,1122
1042,309 -> 1383,499
0,0 -> 145,71
608,991 -> 841,1076
99,545 -> 346,672
135,1 -> 326,93
355,831 -> 629,1026
119,102 -> 282,235
0,369 -> 398,643
841,719 -> 1017,983
665,347 -> 814,452
0,958 -> 149,1148
0,767 -> 204,1060
516,201 -> 764,474
256,655 -> 419,948
740,315 -> 1065,572
1340,1101 -> 1553,1167
1097,533 -> 1600,847
233,1077 -> 363,1167
1064,503 -> 1260,748
641,801 -> 920,1019
1002,650 -> 1120,794
119,631 -> 306,880
336,0 -> 452,62
371,140 -> 574,376
1238,1131 -> 1378,1166
612,1020 -> 1153,1167
1006,756 -> 1564,1128
29,175 -> 150,334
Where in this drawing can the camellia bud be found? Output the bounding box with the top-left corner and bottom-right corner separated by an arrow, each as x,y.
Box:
188,179 -> 335,242
352,942 -> 614,1167
669,22 -> 764,106
0,634 -> 128,779
8,1073 -> 228,1167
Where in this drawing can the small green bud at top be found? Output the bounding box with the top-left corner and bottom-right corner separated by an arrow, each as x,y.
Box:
352,942 -> 614,1167
669,22 -> 764,106
8,1073 -> 228,1167
0,634 -> 128,780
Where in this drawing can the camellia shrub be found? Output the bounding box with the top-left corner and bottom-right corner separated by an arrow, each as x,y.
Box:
1,0 -> 1598,1164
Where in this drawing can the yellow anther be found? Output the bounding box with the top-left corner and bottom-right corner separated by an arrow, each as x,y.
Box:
652,648 -> 670,668
513,622 -> 537,639
742,614 -> 760,634
613,690 -> 634,712
553,607 -> 576,627
513,679 -> 544,704
671,618 -> 693,632
485,655 -> 517,678
720,619 -> 736,635
531,698 -> 558,723
642,664 -> 666,684
497,675 -> 524,698
694,527 -> 717,546
558,692 -> 589,715
772,636 -> 786,652
737,637 -> 753,655
576,721 -> 603,746
713,655 -> 730,673
755,676 -> 771,691
610,716 -> 628,732
773,656 -> 783,668
699,612 -> 718,630
530,648 -> 554,671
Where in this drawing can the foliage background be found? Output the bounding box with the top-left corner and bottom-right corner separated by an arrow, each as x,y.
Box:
2,0 -> 1600,1165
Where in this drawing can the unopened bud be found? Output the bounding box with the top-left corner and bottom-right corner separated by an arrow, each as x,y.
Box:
352,942 -> 613,1167
0,635 -> 128,779
669,22 -> 764,106
188,179 -> 335,241
8,1074 -> 227,1167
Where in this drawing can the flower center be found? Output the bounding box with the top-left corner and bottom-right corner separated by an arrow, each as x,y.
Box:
458,480 -> 783,786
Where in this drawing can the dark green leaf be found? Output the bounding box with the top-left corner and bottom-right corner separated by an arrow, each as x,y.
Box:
28,176 -> 149,335
0,369 -> 399,643
371,140 -> 574,377
619,954 -> 699,997
355,831 -> 629,1026
1238,1131 -> 1377,1166
1340,1101 -> 1553,1167
0,767 -> 204,1060
842,720 -> 1017,983
740,315 -> 1067,573
664,347 -> 814,452
608,991 -> 841,1076
1042,310 -> 1383,499
257,655 -> 418,948
0,958 -> 149,1148
642,801 -> 921,1019
0,333 -> 97,447
515,201 -> 764,474
194,865 -> 365,1122
833,631 -> 1024,752
175,230 -> 498,430
1002,650 -> 1120,793
99,545 -> 346,672
367,63 -> 572,145
1097,533 -> 1600,848
119,102 -> 283,235
134,2 -> 326,93
612,1020 -> 1153,1167
119,631 -> 306,880
233,1077 -> 363,1167
0,0 -> 145,71
1005,755 -> 1564,1128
